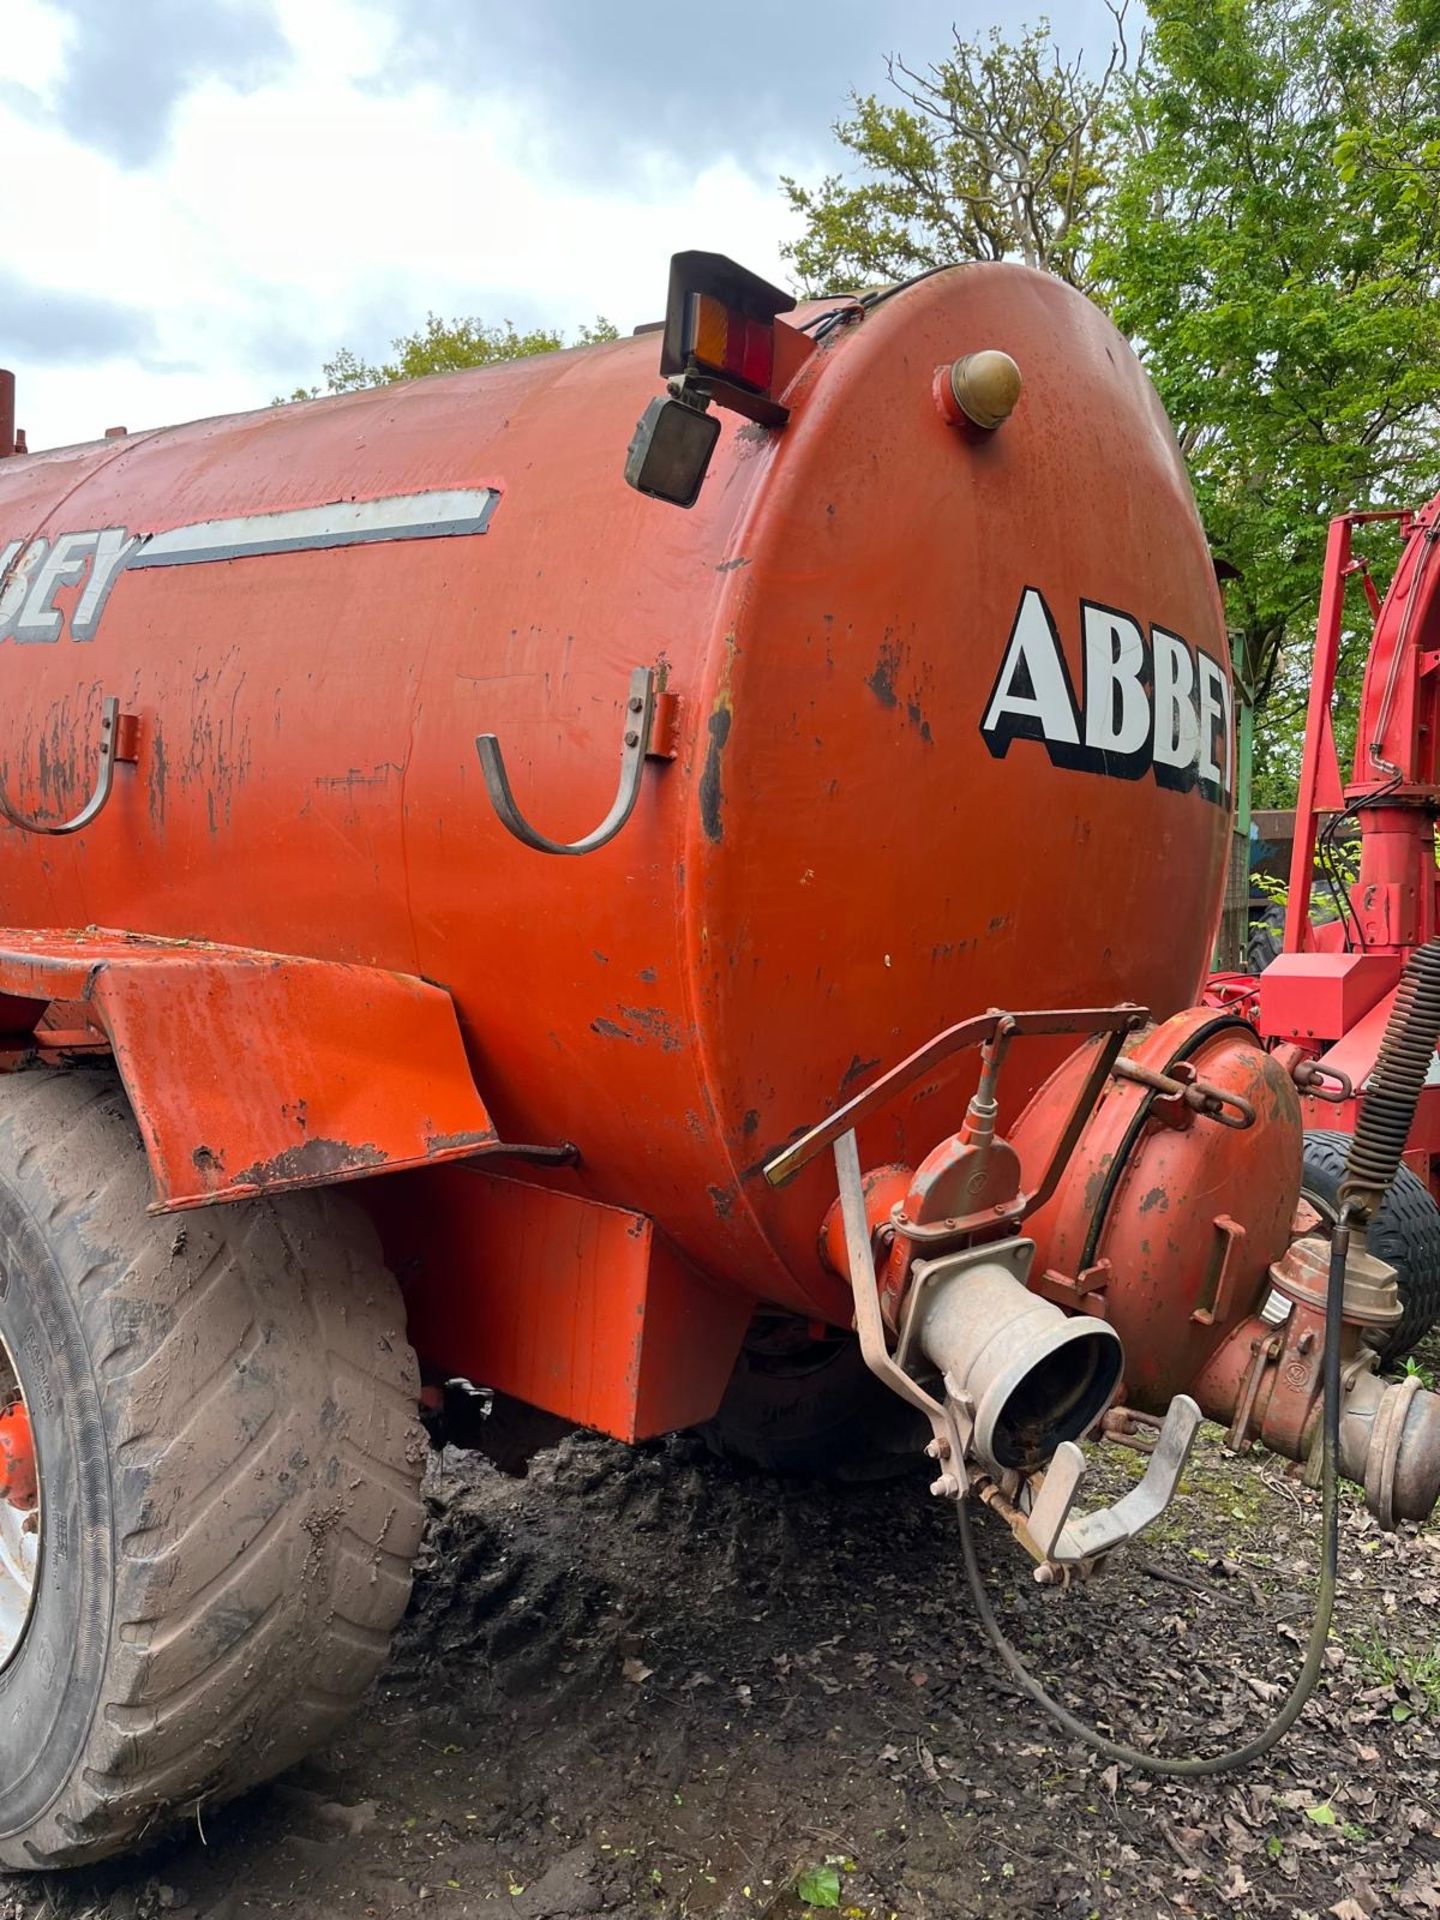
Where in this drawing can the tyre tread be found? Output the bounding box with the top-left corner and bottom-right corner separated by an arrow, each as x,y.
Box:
0,1069 -> 425,1870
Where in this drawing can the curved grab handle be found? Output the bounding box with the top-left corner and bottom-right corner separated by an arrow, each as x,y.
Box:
476,666 -> 659,857
0,696 -> 135,837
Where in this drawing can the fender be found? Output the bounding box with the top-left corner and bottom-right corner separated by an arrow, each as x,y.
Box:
0,927 -> 527,1212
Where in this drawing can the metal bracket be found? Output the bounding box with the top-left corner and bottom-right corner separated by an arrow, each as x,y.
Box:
0,695 -> 138,837
476,666 -> 669,857
1020,1393 -> 1203,1569
1111,1055 -> 1255,1131
832,1128 -> 959,1469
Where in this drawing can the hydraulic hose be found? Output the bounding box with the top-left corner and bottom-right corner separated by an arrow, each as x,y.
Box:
958,940 -> 1440,1774
956,1216 -> 1342,1775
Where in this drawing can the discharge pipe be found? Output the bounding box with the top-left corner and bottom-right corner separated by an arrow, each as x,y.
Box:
917,1256 -> 1121,1475
957,940 -> 1440,1773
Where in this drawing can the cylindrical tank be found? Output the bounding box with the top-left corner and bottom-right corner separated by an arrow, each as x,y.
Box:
0,264 -> 1231,1324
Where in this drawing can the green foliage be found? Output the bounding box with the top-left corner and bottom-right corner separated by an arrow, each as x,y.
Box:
1098,0 -> 1440,804
785,0 -> 1440,803
1358,1627 -> 1440,1714
283,313 -> 619,401
782,11 -> 1132,295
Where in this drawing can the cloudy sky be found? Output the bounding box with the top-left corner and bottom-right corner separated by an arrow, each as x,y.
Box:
3,0 -> 1124,451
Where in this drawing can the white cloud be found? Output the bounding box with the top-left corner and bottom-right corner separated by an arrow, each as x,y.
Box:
1,0 -> 1131,451
1,0 -> 806,451
5,0 -> 72,96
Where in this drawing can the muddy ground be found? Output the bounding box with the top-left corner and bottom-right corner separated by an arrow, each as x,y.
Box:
7,1339 -> 1440,1920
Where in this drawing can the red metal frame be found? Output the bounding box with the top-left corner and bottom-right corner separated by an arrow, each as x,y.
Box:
1255,496 -> 1440,1178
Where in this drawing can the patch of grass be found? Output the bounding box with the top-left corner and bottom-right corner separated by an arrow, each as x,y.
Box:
1356,1629 -> 1440,1716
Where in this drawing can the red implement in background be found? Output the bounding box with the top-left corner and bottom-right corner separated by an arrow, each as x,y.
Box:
1232,498 -> 1440,1184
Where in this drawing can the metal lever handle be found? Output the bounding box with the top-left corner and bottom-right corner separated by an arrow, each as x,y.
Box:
0,695 -> 136,837
476,666 -> 659,857
1021,1394 -> 1203,1568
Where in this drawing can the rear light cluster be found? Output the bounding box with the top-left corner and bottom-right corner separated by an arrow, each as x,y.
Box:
626,251 -> 805,509
684,292 -> 775,394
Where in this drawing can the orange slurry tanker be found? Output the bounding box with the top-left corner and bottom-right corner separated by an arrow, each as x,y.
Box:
0,256 -> 1438,1866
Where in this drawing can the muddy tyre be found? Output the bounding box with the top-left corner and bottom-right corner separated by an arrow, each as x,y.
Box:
701,1318 -> 927,1482
1301,1128 -> 1440,1364
0,1070 -> 426,1870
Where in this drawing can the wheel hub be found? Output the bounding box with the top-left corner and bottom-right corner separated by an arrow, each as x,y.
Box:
0,1339 -> 39,1670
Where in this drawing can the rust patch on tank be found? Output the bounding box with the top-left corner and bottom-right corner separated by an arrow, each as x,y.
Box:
699,697 -> 732,845
148,724 -> 168,827
618,1005 -> 686,1053
315,763 -> 402,791
841,1053 -> 880,1090
867,641 -> 901,710
591,1017 -> 636,1042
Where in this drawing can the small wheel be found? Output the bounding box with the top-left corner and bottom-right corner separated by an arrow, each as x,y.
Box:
1300,1129 -> 1440,1364
0,1069 -> 426,1869
701,1315 -> 927,1482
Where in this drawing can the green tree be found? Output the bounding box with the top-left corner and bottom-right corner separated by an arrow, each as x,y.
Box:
782,9 -> 1132,295
284,312 -> 619,401
786,1 -> 1440,803
1097,0 -> 1440,803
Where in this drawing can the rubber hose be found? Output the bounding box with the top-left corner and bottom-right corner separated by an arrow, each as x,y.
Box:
1341,939 -> 1440,1221
955,1214 -> 1344,1775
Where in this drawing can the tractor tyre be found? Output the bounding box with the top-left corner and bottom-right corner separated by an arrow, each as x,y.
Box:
1246,903 -> 1285,976
701,1316 -> 927,1483
1301,1128 -> 1440,1364
0,1069 -> 426,1870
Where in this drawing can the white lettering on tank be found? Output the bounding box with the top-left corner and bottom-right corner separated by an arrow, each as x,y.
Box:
0,539 -> 50,645
13,531 -> 98,643
1196,650 -> 1229,801
980,587 -> 1081,755
71,528 -> 140,642
982,585 -> 1230,809
1082,603 -> 1151,770
1151,627 -> 1200,789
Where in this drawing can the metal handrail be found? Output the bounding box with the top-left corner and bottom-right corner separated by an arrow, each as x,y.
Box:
0,696 -> 136,837
476,666 -> 660,856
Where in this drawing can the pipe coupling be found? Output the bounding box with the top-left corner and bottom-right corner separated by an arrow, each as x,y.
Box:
910,1244 -> 1123,1476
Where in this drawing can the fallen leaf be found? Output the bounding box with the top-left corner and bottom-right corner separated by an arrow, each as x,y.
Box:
621,1658 -> 653,1685
795,1864 -> 841,1909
